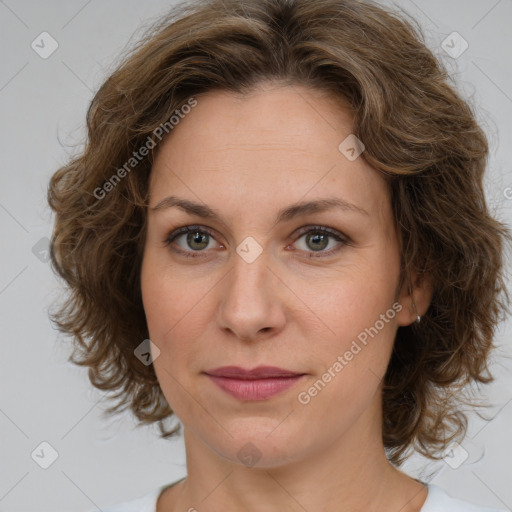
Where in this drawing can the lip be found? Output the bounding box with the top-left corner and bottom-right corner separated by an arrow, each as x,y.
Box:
204,366 -> 306,401
205,366 -> 304,379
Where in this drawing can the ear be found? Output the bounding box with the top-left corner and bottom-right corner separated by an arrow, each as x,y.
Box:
395,271 -> 434,327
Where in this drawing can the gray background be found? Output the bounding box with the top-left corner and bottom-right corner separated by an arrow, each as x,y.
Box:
0,0 -> 511,510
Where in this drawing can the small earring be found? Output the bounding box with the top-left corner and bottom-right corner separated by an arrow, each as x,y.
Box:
412,301 -> 421,324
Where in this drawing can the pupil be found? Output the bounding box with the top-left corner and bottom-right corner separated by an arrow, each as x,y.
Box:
308,233 -> 328,251
188,232 -> 208,250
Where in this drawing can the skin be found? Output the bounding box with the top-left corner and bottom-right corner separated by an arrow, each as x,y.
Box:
140,81 -> 433,512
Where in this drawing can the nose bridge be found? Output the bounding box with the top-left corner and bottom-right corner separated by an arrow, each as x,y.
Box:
217,243 -> 285,340
226,244 -> 272,309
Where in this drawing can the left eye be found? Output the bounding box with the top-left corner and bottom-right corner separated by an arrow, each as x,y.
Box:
293,227 -> 347,255
164,225 -> 349,258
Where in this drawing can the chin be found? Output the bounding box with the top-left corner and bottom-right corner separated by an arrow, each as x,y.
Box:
203,420 -> 311,469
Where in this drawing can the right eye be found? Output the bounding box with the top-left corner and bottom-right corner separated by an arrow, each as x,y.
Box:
164,225 -> 223,258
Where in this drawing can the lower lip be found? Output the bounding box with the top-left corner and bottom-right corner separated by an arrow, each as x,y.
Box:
206,375 -> 305,400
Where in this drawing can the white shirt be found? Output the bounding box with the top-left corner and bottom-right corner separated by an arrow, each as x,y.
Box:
97,482 -> 506,512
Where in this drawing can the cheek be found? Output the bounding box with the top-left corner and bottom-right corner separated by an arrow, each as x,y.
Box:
295,301 -> 398,429
141,248 -> 212,341
293,251 -> 400,395
297,258 -> 399,341
140,252 -> 214,404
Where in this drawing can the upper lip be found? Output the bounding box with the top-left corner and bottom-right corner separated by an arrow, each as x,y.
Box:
204,366 -> 305,379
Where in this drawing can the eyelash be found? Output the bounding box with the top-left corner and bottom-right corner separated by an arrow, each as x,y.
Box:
163,224 -> 350,259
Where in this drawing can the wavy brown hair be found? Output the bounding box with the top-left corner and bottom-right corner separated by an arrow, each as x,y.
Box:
47,0 -> 511,465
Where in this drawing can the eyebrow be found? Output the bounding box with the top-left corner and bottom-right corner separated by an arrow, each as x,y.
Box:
150,195 -> 369,225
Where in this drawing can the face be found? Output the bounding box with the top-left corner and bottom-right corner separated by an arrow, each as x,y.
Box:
140,82 -> 416,468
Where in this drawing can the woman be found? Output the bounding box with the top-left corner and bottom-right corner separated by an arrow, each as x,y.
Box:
47,0 -> 510,511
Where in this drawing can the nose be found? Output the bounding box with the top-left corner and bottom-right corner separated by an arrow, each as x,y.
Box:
216,248 -> 287,343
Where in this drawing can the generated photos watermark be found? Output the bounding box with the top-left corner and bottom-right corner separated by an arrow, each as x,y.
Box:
297,301 -> 403,405
93,97 -> 198,200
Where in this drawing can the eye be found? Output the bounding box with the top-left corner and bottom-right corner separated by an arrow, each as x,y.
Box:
163,225 -> 221,258
290,225 -> 349,258
163,224 -> 350,259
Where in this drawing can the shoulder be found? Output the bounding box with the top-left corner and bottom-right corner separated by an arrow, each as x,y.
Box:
422,484 -> 507,512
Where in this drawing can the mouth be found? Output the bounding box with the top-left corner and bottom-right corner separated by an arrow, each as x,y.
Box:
203,366 -> 307,401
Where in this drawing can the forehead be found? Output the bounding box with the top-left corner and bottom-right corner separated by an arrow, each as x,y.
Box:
149,83 -> 390,223
154,83 -> 356,159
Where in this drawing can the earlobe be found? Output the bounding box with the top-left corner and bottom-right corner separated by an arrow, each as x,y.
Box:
395,271 -> 434,327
